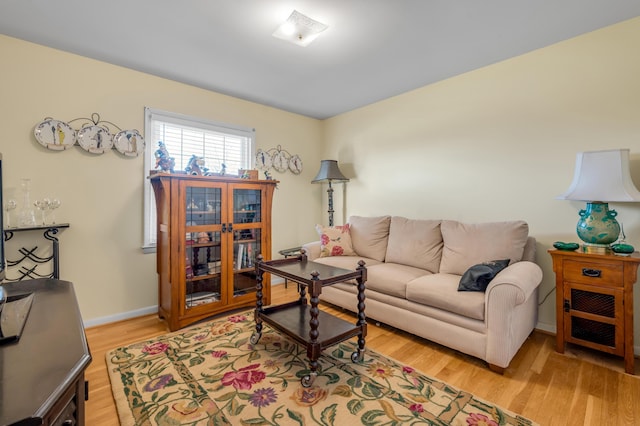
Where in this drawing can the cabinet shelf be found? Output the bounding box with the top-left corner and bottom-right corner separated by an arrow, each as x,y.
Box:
187,272 -> 221,282
186,241 -> 222,248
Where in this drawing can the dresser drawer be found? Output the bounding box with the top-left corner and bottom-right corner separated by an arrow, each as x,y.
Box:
563,259 -> 623,287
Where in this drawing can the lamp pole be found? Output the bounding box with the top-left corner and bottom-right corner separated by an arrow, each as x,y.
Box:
327,180 -> 335,226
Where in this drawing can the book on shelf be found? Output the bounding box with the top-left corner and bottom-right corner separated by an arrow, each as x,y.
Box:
186,291 -> 219,307
246,243 -> 253,268
236,243 -> 245,270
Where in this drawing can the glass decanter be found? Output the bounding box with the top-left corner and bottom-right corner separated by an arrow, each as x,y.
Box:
18,178 -> 36,227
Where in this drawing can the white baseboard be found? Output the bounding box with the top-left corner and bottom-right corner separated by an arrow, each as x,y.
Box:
84,305 -> 158,328
83,279 -> 287,328
534,321 -> 556,335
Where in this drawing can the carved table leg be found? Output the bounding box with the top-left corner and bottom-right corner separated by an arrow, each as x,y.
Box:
302,274 -> 321,387
250,256 -> 265,345
353,260 -> 367,362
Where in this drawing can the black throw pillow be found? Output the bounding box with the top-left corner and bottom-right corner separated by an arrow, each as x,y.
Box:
457,259 -> 510,292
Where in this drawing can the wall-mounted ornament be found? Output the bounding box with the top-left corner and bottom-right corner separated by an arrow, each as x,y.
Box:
255,145 -> 303,174
33,113 -> 145,157
34,119 -> 76,150
77,125 -> 113,154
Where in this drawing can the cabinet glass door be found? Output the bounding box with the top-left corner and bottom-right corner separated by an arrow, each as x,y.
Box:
184,185 -> 223,309
185,186 -> 222,226
232,187 -> 262,299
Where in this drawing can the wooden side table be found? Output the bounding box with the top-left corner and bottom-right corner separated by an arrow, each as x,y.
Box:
549,249 -> 640,374
252,252 -> 367,387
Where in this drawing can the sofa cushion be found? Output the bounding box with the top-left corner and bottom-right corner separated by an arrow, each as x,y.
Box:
439,220 -> 529,276
365,263 -> 431,298
458,259 -> 510,292
384,217 -> 443,273
406,273 -> 486,321
349,215 -> 391,262
315,224 -> 356,257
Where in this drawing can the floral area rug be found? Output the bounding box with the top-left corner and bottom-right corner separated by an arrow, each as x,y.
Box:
106,311 -> 536,425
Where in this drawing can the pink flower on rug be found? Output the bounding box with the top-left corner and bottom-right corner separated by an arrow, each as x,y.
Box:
409,403 -> 424,413
221,364 -> 266,390
142,342 -> 169,355
402,366 -> 415,374
228,314 -> 247,323
290,386 -> 328,407
249,387 -> 278,407
466,413 -> 499,426
211,350 -> 227,358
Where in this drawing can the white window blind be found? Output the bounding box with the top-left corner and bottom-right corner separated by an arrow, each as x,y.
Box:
142,107 -> 255,250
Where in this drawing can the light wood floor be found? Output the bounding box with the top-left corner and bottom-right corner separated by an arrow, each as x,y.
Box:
85,284 -> 640,425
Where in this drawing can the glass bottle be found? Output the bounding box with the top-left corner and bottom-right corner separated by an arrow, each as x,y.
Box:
18,178 -> 36,227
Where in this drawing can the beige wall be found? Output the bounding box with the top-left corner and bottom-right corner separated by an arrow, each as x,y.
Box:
3,16 -> 640,346
324,17 -> 640,341
0,35 -> 323,324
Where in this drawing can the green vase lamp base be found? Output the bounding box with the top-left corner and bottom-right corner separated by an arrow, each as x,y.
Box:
575,202 -> 621,247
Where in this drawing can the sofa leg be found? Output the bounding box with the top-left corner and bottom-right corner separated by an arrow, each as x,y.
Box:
488,363 -> 505,374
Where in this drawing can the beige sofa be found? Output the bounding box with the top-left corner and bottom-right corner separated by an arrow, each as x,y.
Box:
302,215 -> 543,373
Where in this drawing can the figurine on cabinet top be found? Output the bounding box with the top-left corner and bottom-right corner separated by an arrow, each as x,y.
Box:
154,141 -> 175,172
186,155 -> 209,176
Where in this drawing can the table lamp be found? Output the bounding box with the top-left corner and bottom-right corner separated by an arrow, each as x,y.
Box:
557,149 -> 640,250
312,160 -> 349,226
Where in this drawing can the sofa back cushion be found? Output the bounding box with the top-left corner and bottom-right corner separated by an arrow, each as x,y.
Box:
385,217 -> 443,273
349,215 -> 391,262
439,220 -> 529,275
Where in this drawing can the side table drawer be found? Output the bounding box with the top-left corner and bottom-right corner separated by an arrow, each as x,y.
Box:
563,259 -> 623,287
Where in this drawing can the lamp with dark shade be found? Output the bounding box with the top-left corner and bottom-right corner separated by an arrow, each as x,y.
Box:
312,160 -> 349,226
557,148 -> 640,251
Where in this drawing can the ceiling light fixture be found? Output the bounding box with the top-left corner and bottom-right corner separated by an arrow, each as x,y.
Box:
272,10 -> 328,47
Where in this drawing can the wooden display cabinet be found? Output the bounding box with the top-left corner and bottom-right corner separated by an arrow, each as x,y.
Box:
151,173 -> 277,331
549,249 -> 640,374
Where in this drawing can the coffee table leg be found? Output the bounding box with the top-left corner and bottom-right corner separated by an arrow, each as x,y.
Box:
302,278 -> 320,387
251,258 -> 265,345
352,261 -> 367,362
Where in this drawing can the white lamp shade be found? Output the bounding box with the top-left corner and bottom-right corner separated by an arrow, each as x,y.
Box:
557,149 -> 640,202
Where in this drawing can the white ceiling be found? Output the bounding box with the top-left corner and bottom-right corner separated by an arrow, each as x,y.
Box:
2,1 -> 640,119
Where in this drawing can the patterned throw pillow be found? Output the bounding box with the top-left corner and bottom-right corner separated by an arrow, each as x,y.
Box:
315,224 -> 356,257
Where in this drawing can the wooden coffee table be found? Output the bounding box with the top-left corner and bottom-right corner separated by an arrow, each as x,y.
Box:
251,251 -> 367,387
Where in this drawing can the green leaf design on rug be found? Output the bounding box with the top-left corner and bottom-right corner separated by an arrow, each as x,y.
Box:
106,311 -> 537,425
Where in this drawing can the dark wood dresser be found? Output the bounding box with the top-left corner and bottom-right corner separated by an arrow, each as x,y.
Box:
0,279 -> 92,425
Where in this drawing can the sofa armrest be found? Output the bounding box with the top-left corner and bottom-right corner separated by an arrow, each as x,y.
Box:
484,260 -> 543,369
301,241 -> 321,261
486,261 -> 542,305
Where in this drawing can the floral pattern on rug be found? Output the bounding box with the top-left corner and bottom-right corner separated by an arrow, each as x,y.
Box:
107,312 -> 536,425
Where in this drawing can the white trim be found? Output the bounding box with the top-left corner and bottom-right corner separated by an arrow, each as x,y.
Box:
83,280 -> 286,328
83,305 -> 158,328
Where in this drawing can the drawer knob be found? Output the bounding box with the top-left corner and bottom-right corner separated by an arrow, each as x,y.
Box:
582,268 -> 602,278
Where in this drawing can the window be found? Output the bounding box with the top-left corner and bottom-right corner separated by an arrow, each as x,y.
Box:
143,107 -> 255,250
